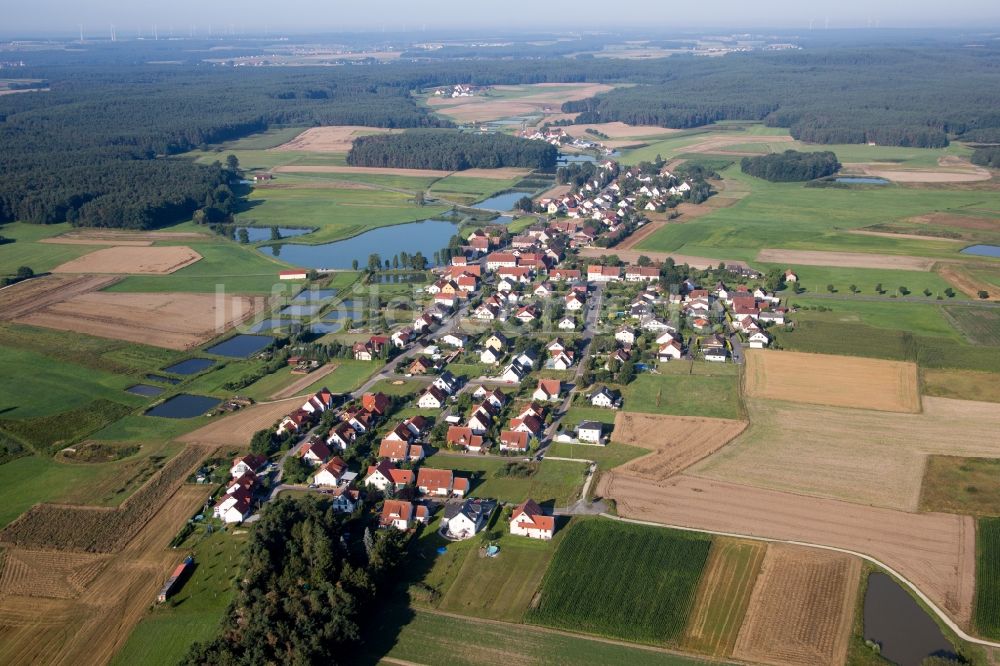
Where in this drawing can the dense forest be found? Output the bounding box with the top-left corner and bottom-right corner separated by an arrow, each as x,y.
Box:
972,146 -> 1000,169
183,497 -> 407,665
347,129 -> 557,170
741,150 -> 841,182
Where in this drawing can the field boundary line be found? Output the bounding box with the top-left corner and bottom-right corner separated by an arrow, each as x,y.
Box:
601,513 -> 1000,650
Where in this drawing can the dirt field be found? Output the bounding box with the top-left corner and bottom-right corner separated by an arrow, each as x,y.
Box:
0,484 -> 210,666
756,248 -> 935,271
272,125 -> 402,152
16,291 -> 264,350
427,83 -> 614,123
51,246 -> 202,275
851,157 -> 992,184
692,397 -> 1000,512
937,264 -> 1000,301
178,396 -> 305,446
597,474 -> 975,627
0,549 -> 111,599
743,349 -> 920,413
0,274 -> 120,320
611,412 -> 747,482
732,544 -> 860,666
270,364 -> 339,399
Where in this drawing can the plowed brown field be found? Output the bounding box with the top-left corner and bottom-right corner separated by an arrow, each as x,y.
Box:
0,274 -> 120,320
611,412 -> 747,482
272,125 -> 402,152
597,474 -> 975,627
178,396 -> 306,446
756,248 -> 934,271
16,291 -> 264,350
743,349 -> 920,413
732,544 -> 860,666
51,245 -> 201,274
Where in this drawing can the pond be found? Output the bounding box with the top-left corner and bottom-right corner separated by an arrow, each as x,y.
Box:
474,191 -> 530,212
145,394 -> 220,419
163,358 -> 216,375
205,334 -> 275,358
835,177 -> 890,185
248,318 -> 285,333
323,299 -> 365,319
557,153 -> 596,165
292,288 -> 337,302
308,321 -> 342,334
145,374 -> 181,385
125,384 -> 165,397
961,244 -> 1000,258
373,272 -> 427,284
863,572 -> 956,666
259,219 -> 459,270
237,226 -> 314,243
279,304 -> 322,317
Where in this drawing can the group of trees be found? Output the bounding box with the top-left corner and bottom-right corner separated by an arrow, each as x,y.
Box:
740,150 -> 841,182
182,497 -> 408,665
347,130 -> 558,171
972,146 -> 1000,169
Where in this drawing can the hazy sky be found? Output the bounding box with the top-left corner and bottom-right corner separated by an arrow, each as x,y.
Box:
6,0 -> 1000,35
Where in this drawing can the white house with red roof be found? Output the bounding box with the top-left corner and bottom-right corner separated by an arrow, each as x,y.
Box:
510,499 -> 555,540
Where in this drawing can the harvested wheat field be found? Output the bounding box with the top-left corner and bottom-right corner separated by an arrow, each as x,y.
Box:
743,349 -> 920,413
0,274 -> 119,320
611,412 -> 747,482
272,125 -> 402,152
270,364 -> 339,400
0,484 -> 210,666
51,245 -> 201,274
682,134 -> 795,156
565,122 -> 682,139
16,291 -> 263,350
693,397 -> 1000,511
178,396 -> 306,446
428,83 -> 614,123
756,248 -> 934,271
856,157 -> 992,184
0,549 -> 111,599
732,544 -> 860,666
597,474 -> 975,627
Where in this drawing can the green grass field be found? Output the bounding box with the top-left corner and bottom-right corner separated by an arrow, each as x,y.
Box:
270,170 -> 439,191
425,454 -> 586,506
527,518 -> 711,645
547,441 -> 649,468
0,222 -> 102,274
111,528 -> 248,666
183,148 -> 348,170
775,265 -> 956,300
429,175 -> 523,204
790,299 -> 964,340
620,365 -> 744,420
975,518 -> 1000,639
636,165 -> 999,262
363,606 -> 711,666
438,531 -> 560,622
920,457 -> 1000,517
215,126 -> 309,150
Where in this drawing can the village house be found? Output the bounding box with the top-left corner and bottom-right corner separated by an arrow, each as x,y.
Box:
533,379 -> 562,402
615,327 -> 637,346
467,403 -> 497,434
300,388 -> 335,415
625,266 -> 660,282
277,408 -> 312,436
499,429 -> 530,452
447,426 -> 485,451
549,351 -> 574,371
230,454 -> 266,479
391,328 -> 414,349
590,387 -> 621,408
509,499 -> 555,540
380,500 -> 429,531
299,438 -> 332,466
314,456 -> 349,486
364,460 -> 414,492
659,339 -> 684,361
578,421 -> 604,444
439,332 -> 468,348
558,316 -> 578,331
587,265 -> 622,283
214,486 -> 254,524
378,439 -> 425,463
417,385 -> 449,410
565,292 -> 586,311
433,370 -> 460,395
784,268 -> 798,282
748,330 -> 771,349
408,356 -> 434,375
417,468 -> 470,497
442,498 -> 498,540
329,486 -> 359,514
325,421 -> 357,450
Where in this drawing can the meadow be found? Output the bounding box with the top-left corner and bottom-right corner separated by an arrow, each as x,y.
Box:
921,369 -> 1000,403
527,518 -> 711,645
789,299 -> 965,340
425,454 -> 586,506
776,265 -> 957,300
621,364 -> 744,420
975,518 -> 1000,640
920,457 -> 1000,517
0,222 -> 97,274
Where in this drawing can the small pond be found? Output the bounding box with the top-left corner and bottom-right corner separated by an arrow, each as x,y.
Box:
474,191 -> 530,212
492,215 -> 514,225
248,318 -> 285,333
373,272 -> 427,284
323,299 -> 364,319
279,304 -> 322,317
863,572 -> 956,666
237,226 -> 313,243
205,334 -> 275,358
835,177 -> 890,185
259,219 -> 458,270
145,374 -> 181,385
292,288 -> 337,302
125,384 -> 165,397
145,394 -> 220,419
308,322 -> 342,334
960,244 -> 1000,258
163,358 -> 216,375
557,153 -> 597,165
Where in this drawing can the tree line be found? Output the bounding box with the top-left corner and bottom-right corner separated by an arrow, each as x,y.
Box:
346,129 -> 557,171
740,150 -> 841,182
971,146 -> 1000,169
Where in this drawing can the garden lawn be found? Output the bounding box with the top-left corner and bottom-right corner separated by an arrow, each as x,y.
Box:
527,518 -> 711,645
426,454 -> 587,506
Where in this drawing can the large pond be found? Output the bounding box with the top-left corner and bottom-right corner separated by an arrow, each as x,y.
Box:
863,572 -> 956,665
961,244 -> 1000,258
260,219 -> 458,270
474,191 -> 530,212
205,334 -> 275,358
145,394 -> 220,418
237,226 -> 313,242
163,358 -> 216,375
835,177 -> 890,185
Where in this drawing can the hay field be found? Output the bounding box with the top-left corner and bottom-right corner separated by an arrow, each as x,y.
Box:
683,538 -> 766,658
857,156 -> 992,184
178,396 -> 305,446
43,229 -> 210,243
732,545 -> 860,666
597,474 -> 975,627
272,125 -> 402,152
756,248 -> 935,271
743,349 -> 920,413
427,83 -> 614,123
0,549 -> 111,599
680,134 -> 795,156
0,274 -> 120,320
611,413 -> 747,482
16,291 -> 263,350
692,397 -> 1000,511
51,246 -> 202,274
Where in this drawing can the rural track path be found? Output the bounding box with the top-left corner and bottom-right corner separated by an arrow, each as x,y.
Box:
794,292 -> 1000,308
601,513 -> 1000,651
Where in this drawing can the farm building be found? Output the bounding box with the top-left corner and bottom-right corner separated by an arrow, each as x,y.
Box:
279,269 -> 308,280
